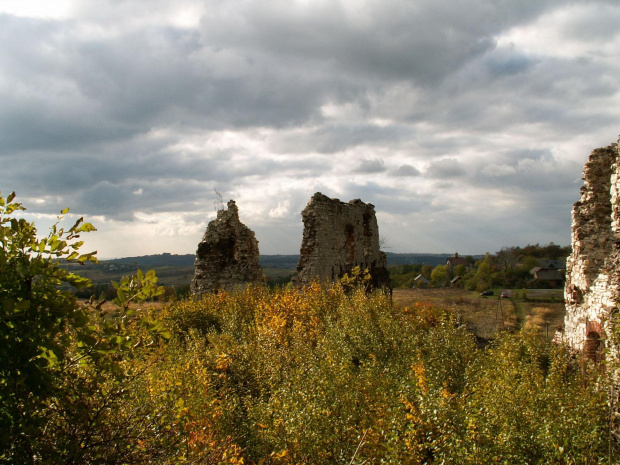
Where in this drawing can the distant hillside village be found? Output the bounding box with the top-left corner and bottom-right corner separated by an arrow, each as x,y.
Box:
389,243 -> 570,291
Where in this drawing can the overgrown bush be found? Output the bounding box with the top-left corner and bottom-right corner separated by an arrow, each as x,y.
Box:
156,285 -> 615,464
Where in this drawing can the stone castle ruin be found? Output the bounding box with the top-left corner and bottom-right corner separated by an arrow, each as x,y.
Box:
294,192 -> 390,288
191,200 -> 264,296
564,136 -> 620,360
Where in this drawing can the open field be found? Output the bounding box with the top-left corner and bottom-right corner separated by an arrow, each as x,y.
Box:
64,262 -> 294,289
393,288 -> 566,339
81,284 -> 566,341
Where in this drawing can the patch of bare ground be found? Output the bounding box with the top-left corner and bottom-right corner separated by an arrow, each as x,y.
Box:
392,288 -> 565,340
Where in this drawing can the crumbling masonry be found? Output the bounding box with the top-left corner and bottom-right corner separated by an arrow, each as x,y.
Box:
294,192 -> 390,288
564,136 -> 620,360
191,200 -> 263,296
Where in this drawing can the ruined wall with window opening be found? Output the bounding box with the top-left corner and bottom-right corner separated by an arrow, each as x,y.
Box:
564,136 -> 620,360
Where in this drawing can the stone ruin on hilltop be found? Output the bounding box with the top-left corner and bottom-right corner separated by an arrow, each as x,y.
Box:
191,200 -> 264,296
293,192 -> 390,289
564,136 -> 620,360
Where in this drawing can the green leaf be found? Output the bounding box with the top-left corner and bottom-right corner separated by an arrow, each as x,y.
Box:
77,222 -> 97,233
78,251 -> 97,263
60,207 -> 70,215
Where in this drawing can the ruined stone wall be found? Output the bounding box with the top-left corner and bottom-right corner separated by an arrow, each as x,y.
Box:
294,192 -> 390,288
191,200 -> 263,295
564,137 -> 620,354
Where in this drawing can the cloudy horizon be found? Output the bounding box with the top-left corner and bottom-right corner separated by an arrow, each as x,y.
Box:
1,0 -> 619,259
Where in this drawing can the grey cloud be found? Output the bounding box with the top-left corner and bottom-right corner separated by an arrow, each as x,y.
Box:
558,3 -> 620,42
270,124 -> 412,154
472,155 -> 583,194
486,52 -> 537,77
198,0 -> 562,85
392,164 -> 421,177
403,40 -> 619,136
426,158 -> 466,179
340,181 -> 432,215
0,144 -> 287,219
354,158 -> 386,174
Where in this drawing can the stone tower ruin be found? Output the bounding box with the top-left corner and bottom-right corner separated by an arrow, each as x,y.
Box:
191,200 -> 264,296
294,192 -> 390,288
564,136 -> 620,359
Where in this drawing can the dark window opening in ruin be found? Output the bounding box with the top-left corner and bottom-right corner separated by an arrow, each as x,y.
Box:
584,331 -> 603,363
362,213 -> 372,238
568,285 -> 583,304
345,223 -> 355,262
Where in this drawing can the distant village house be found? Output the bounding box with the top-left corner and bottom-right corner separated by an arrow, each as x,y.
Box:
528,258 -> 565,288
530,266 -> 564,288
413,274 -> 430,288
445,252 -> 469,269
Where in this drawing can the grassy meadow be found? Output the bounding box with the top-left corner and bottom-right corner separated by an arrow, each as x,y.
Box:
393,288 -> 566,339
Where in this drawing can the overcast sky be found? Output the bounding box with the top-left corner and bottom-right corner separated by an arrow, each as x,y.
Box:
1,0 -> 619,258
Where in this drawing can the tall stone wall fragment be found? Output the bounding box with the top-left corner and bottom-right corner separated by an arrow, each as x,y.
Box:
564,137 -> 620,356
191,200 -> 263,295
294,192 -> 390,288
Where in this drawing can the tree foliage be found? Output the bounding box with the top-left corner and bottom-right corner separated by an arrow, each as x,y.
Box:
0,191 -> 165,462
0,191 -> 98,455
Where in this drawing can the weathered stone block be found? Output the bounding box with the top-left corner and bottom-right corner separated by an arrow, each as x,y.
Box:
191,200 -> 264,295
293,192 -> 390,288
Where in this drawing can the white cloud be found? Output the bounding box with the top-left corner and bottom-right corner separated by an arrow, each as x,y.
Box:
268,200 -> 290,218
0,0 -> 72,19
